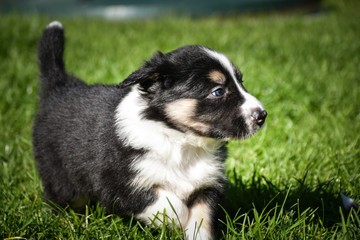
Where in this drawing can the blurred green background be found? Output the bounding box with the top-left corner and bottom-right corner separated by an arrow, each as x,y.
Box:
1,0 -> 322,19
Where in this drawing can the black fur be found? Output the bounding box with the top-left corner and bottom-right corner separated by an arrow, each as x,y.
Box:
34,24 -> 155,214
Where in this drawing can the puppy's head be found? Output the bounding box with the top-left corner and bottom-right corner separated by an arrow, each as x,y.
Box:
119,45 -> 267,140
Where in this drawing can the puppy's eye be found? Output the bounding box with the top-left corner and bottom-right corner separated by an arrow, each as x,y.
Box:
211,88 -> 225,97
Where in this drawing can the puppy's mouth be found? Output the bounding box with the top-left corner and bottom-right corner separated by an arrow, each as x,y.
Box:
217,109 -> 267,141
239,108 -> 267,139
250,109 -> 267,129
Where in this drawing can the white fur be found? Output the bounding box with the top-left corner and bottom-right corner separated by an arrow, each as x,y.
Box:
137,189 -> 213,240
136,189 -> 188,227
186,221 -> 211,240
47,21 -> 63,29
114,87 -> 225,200
202,48 -> 265,133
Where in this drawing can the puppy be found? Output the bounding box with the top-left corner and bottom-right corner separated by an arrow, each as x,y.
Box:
33,21 -> 267,239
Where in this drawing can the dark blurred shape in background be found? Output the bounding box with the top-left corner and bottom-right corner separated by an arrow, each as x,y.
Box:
0,0 -> 322,19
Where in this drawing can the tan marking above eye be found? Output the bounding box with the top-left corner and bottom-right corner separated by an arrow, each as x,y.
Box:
165,99 -> 210,134
208,70 -> 226,85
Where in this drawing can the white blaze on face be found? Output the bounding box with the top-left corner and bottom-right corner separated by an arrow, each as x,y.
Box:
202,47 -> 265,130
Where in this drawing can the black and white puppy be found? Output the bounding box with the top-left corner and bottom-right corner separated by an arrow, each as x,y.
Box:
33,21 -> 267,239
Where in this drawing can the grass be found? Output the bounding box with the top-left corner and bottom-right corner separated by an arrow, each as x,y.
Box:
1,0 -> 359,238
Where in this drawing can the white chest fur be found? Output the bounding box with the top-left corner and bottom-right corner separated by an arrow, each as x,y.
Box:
114,88 -> 225,200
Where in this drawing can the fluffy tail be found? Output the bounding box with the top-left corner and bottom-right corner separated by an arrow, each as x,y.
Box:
38,21 -> 66,96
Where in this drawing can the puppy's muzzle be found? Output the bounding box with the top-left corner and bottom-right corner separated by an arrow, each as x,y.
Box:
251,109 -> 267,127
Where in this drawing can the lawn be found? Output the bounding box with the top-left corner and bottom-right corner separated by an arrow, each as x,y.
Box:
1,0 -> 359,239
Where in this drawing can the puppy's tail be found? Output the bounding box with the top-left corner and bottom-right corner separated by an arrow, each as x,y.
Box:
38,21 -> 67,96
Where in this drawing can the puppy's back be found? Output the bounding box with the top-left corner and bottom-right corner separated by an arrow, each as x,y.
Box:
34,22 -> 137,209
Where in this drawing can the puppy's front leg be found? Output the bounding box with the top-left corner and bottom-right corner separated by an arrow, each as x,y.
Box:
136,188 -> 189,229
185,201 -> 214,240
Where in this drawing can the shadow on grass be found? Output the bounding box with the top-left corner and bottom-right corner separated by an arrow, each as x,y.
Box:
224,169 -> 343,228
48,170 -> 344,230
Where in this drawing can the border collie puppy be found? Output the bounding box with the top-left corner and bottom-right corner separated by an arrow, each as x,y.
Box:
33,21 -> 267,239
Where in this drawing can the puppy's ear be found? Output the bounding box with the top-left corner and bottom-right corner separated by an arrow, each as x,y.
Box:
118,51 -> 166,89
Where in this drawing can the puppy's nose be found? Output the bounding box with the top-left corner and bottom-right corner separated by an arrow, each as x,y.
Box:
251,109 -> 267,126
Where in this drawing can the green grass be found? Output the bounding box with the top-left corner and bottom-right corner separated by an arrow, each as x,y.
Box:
1,0 -> 360,238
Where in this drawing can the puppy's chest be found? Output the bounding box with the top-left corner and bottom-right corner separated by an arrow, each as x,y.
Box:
130,147 -> 225,200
